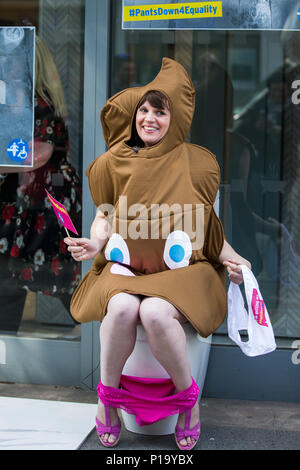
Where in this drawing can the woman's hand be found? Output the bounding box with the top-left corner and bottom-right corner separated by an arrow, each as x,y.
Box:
219,240 -> 251,284
64,210 -> 110,262
64,237 -> 101,261
223,259 -> 250,285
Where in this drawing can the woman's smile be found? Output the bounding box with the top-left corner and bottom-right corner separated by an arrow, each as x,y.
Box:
135,100 -> 170,147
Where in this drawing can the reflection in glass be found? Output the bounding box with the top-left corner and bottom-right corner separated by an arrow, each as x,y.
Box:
0,27 -> 83,339
111,1 -> 300,340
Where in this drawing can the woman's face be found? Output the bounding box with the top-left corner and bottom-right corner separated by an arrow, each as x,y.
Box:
135,100 -> 170,147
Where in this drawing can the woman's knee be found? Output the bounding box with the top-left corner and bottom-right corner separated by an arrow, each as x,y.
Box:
106,293 -> 141,324
139,297 -> 180,332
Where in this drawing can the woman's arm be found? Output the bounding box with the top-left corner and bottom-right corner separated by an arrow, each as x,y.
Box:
219,239 -> 251,285
64,208 -> 111,261
0,141 -> 53,173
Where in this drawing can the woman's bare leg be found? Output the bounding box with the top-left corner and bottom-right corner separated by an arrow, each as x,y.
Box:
139,297 -> 200,448
97,292 -> 141,444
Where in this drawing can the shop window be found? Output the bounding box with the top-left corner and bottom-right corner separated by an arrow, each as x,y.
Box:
111,0 -> 300,340
0,0 -> 84,340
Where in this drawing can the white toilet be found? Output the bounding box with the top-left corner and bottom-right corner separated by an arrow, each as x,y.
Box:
121,322 -> 211,435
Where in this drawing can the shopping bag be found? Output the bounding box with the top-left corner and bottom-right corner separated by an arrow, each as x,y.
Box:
227,264 -> 277,357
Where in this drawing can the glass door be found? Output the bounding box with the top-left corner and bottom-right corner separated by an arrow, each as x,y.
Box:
110,1 -> 300,346
0,0 -> 88,385
107,1 -> 300,402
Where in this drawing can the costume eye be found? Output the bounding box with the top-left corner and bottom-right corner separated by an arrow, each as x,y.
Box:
104,233 -> 130,265
163,231 -> 192,270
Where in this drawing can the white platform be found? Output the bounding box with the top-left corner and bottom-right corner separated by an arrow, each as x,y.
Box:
0,397 -> 96,450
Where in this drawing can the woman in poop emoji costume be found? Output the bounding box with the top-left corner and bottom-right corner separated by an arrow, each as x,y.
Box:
65,58 -> 251,449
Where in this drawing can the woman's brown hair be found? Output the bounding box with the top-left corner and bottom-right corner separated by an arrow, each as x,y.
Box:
129,90 -> 170,148
137,90 -> 170,111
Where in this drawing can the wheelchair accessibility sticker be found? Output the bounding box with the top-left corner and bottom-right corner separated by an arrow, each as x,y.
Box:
7,138 -> 29,163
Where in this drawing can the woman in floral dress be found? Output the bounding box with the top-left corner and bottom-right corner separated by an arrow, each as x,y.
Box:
0,36 -> 81,333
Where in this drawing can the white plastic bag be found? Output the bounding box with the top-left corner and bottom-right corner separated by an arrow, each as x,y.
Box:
227,265 -> 277,357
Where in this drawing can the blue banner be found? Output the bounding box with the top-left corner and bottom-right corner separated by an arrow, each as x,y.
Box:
123,0 -> 300,30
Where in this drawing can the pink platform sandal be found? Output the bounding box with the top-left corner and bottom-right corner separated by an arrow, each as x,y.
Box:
95,405 -> 121,448
175,407 -> 201,450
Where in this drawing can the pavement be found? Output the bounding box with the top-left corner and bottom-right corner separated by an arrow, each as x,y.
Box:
1,382 -> 299,452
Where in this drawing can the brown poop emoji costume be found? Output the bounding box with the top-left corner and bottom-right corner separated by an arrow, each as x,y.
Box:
70,58 -> 227,337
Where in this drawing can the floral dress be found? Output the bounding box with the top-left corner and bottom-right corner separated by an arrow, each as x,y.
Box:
0,95 -> 82,302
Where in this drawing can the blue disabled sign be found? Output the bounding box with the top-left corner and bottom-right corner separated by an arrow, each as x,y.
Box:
7,138 -> 29,163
